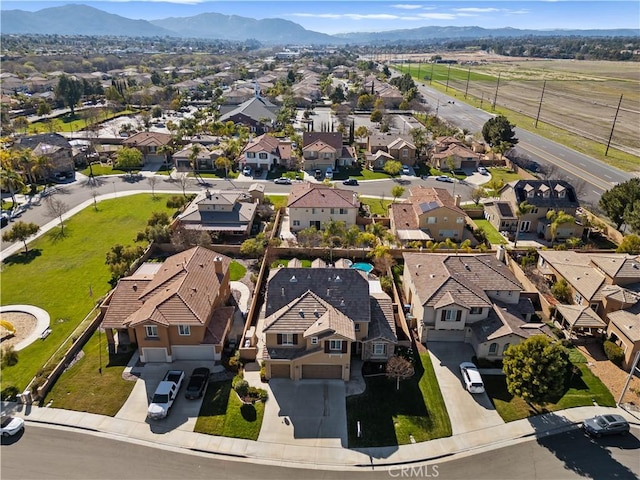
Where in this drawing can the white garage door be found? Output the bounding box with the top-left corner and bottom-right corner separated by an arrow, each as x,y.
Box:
142,347 -> 168,363
426,329 -> 466,342
172,345 -> 216,361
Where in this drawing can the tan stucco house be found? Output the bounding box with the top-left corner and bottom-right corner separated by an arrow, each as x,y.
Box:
122,131 -> 173,165
301,132 -> 357,171
403,253 -> 549,358
367,133 -> 417,168
287,183 -> 360,232
607,307 -> 640,371
239,133 -> 294,172
261,266 -> 397,380
429,136 -> 481,170
100,247 -> 234,363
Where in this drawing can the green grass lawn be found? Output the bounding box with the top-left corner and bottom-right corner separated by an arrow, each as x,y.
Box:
270,258 -> 313,268
487,168 -> 522,185
28,109 -> 137,134
360,197 -> 393,216
194,380 -> 265,440
79,164 -> 137,176
474,219 -> 507,245
42,331 -> 135,416
0,194 -> 176,392
346,352 -> 451,447
265,195 -> 288,210
229,261 -> 247,281
398,63 -> 496,83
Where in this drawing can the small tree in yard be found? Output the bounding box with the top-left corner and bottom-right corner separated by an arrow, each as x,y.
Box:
2,221 -> 39,253
383,160 -> 402,177
471,187 -> 486,205
45,197 -> 69,235
147,176 -> 159,199
386,355 -> 415,390
503,335 -> 569,411
115,147 -> 143,175
551,278 -> 572,303
391,185 -> 405,203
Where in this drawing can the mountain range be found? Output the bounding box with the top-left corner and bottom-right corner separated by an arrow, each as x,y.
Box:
2,5 -> 638,45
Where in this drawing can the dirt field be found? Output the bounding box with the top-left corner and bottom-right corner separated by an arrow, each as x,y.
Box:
401,52 -> 640,161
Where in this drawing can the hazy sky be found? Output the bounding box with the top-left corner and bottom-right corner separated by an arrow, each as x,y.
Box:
3,1 -> 638,34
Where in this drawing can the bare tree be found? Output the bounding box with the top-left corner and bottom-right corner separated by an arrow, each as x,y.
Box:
386,355 -> 415,390
147,176 -> 159,199
176,172 -> 190,197
45,197 -> 69,235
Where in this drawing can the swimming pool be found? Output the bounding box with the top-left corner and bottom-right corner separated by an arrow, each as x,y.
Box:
350,262 -> 374,274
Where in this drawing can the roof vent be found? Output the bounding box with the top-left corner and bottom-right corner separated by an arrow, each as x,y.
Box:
465,264 -> 471,271
340,299 -> 345,307
314,308 -> 319,317
430,274 -> 436,278
290,275 -> 297,282
326,288 -> 331,297
299,308 -> 304,317
281,287 -> 285,296
132,283 -> 138,291
335,275 -> 341,282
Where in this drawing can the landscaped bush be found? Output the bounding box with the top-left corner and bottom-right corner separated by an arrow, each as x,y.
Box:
259,365 -> 267,383
603,340 -> 625,367
228,351 -> 241,372
0,385 -> 20,401
234,379 -> 249,398
1,346 -> 19,367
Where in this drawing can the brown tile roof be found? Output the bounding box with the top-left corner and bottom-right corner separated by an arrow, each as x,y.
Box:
556,304 -> 607,328
367,293 -> 397,342
122,131 -> 172,147
202,306 -> 234,345
287,183 -> 359,209
302,132 -> 342,151
471,301 -> 552,343
390,203 -> 419,229
243,133 -> 280,154
101,279 -> 152,329
432,144 -> 481,160
607,310 -> 640,342
590,255 -> 640,281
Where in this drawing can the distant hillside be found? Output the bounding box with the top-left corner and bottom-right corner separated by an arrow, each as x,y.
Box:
150,13 -> 340,44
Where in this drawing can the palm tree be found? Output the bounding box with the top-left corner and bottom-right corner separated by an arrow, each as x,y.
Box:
156,143 -> 174,170
514,201 -> 534,248
31,154 -> 52,184
188,144 -> 202,175
546,209 -> 575,244
0,167 -> 26,207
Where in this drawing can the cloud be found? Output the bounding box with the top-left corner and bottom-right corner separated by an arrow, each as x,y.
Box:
415,12 -> 458,20
392,4 -> 423,9
454,7 -> 501,13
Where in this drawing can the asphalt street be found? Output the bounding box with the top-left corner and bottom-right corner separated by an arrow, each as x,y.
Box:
1,424 -> 638,480
415,81 -> 634,208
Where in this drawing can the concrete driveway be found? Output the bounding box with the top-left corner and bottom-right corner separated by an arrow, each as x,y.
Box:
115,361 -> 215,434
258,379 -> 347,448
428,342 -> 504,435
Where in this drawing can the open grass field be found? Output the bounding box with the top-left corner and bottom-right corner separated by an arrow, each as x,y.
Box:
398,58 -> 640,171
27,109 -> 137,134
0,194 -> 176,392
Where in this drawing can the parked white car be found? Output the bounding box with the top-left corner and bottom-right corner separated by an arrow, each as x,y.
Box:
1,416 -> 25,437
325,167 -> 333,180
460,362 -> 485,394
477,166 -> 488,175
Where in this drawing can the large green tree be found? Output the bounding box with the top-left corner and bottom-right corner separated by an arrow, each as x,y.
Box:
503,335 -> 569,410
115,147 -> 143,173
2,221 -> 39,253
55,75 -> 84,115
599,178 -> 640,231
617,234 -> 640,254
482,115 -> 518,154
383,160 -> 402,177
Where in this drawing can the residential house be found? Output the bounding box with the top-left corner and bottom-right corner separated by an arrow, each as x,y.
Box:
537,250 -> 640,336
176,189 -> 258,237
173,143 -> 222,172
366,133 -> 417,169
262,266 -> 397,380
403,253 -> 549,358
429,136 -> 481,170
239,134 -> 294,172
487,180 -> 584,241
287,183 -> 360,232
389,186 -> 467,245
121,132 -> 173,165
219,87 -> 279,134
14,133 -> 75,178
607,305 -> 640,371
100,247 -> 234,363
301,132 -> 356,171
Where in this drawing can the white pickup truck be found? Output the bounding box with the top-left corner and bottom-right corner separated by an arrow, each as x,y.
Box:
147,370 -> 185,420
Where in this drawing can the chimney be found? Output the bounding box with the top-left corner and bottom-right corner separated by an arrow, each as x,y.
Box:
205,189 -> 212,200
454,194 -> 461,207
214,256 -> 223,274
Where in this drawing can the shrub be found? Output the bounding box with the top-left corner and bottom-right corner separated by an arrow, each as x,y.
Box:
258,389 -> 269,402
234,379 -> 249,397
0,385 -> 20,401
259,365 -> 267,383
1,346 -> 19,367
603,340 -> 625,366
231,373 -> 244,389
228,351 -> 241,371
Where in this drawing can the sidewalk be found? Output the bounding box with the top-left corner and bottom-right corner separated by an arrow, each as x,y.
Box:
4,399 -> 638,469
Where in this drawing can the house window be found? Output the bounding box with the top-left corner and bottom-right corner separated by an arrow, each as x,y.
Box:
502,343 -> 510,354
329,340 -> 342,351
373,343 -> 387,356
470,307 -> 482,315
489,342 -> 498,354
282,334 -> 294,345
340,208 -> 347,214
401,149 -> 408,158
574,292 -> 583,304
558,191 -> 566,198
293,220 -> 300,226
247,152 -> 255,158
441,309 -> 461,322
178,325 -> 190,336
354,323 -> 360,332
259,153 -> 268,159
330,208 -> 335,214
443,217 -> 448,222
312,208 -> 316,214
531,208 -> 539,214
311,337 -> 318,345
324,153 -> 330,159
145,325 -> 158,338
427,217 -> 437,224
457,217 -> 464,224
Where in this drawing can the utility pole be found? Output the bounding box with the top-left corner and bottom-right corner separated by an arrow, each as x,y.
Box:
492,72 -> 501,112
534,80 -> 546,128
464,66 -> 471,99
445,64 -> 451,92
435,99 -> 440,117
605,94 -> 623,156
430,62 -> 434,85
417,60 -> 421,81
480,93 -> 484,110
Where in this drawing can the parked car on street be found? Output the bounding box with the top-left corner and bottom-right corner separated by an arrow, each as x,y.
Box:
343,178 -> 359,186
460,362 -> 485,394
274,177 -> 292,185
185,367 -> 211,400
1,416 -> 24,437
582,414 -> 630,437
435,175 -> 454,183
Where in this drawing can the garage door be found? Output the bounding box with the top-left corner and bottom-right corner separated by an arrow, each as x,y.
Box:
142,347 -> 168,363
426,329 -> 466,342
302,364 -> 343,379
270,364 -> 291,379
172,345 -> 216,361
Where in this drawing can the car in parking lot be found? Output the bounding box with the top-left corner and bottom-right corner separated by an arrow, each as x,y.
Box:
477,166 -> 488,175
459,362 -> 485,394
242,166 -> 252,176
435,175 -> 454,183
274,177 -> 292,185
343,178 -> 359,186
185,367 -> 211,400
1,415 -> 24,437
582,414 -> 630,437
402,165 -> 411,175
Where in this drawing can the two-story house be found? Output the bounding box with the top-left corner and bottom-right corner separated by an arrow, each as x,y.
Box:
403,253 -> 549,358
287,183 -> 360,232
262,266 -> 397,380
122,132 -> 173,165
429,136 -> 481,170
100,247 -> 235,363
239,134 -> 294,172
219,86 -> 279,135
173,143 -> 221,172
14,133 -> 76,179
301,132 -> 357,172
485,180 -> 583,241
389,186 -> 467,245
366,133 -> 417,169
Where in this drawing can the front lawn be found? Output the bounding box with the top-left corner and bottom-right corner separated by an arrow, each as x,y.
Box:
79,164 -> 135,176
360,197 -> 393,216
487,168 -> 522,185
0,194 -> 176,392
194,380 -> 265,440
346,352 -> 451,447
265,195 -> 288,209
270,258 -> 313,268
42,331 -> 135,416
229,261 -> 247,281
474,219 -> 507,245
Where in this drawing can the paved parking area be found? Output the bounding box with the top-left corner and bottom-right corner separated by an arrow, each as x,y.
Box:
258,379 -> 347,448
115,361 -> 216,434
427,342 -> 504,435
